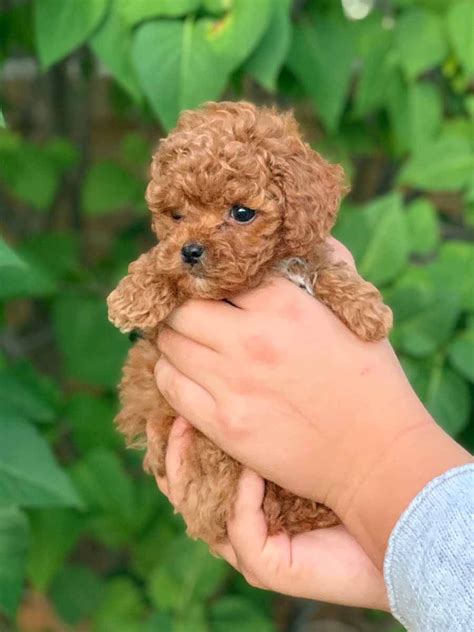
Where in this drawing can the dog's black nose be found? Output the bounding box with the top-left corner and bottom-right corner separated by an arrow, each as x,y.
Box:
181,242 -> 205,265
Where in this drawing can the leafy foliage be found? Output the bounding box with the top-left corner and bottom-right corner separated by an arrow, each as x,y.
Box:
0,0 -> 472,629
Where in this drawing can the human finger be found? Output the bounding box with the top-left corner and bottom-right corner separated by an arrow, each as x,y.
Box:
155,357 -> 217,428
157,326 -> 225,392
166,299 -> 243,350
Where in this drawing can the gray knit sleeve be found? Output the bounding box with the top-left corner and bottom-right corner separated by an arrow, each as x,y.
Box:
384,463 -> 473,631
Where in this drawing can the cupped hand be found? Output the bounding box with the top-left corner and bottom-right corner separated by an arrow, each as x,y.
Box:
154,239 -> 469,566
150,418 -> 389,611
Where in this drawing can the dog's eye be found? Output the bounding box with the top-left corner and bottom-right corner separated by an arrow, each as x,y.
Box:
170,211 -> 183,221
230,205 -> 256,224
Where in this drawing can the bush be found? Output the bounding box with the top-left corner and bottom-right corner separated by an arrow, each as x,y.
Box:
0,0 -> 472,629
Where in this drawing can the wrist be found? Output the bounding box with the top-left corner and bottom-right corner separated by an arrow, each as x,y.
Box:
336,414 -> 471,569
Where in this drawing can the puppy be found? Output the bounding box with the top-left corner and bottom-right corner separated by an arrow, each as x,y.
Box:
107,101 -> 392,546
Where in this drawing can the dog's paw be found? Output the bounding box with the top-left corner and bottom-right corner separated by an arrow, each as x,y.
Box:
350,300 -> 393,342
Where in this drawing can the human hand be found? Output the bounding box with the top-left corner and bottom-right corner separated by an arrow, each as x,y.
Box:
155,240 -> 470,565
151,418 -> 389,611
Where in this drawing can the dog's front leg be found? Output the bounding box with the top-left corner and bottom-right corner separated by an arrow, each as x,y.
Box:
107,245 -> 176,334
312,259 -> 392,342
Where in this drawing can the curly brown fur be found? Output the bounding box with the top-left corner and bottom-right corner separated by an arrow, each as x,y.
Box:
107,101 -> 392,546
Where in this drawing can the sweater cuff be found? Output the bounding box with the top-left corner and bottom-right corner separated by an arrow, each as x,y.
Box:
384,463 -> 474,631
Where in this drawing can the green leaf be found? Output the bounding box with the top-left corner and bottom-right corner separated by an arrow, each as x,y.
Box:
130,509 -> 180,579
44,138 -> 79,170
402,356 -> 470,437
0,140 -> 63,210
65,393 -> 119,454
400,137 -> 474,191
448,328 -> 474,382
357,193 -> 409,286
20,232 -> 81,281
175,603 -> 208,632
50,565 -> 103,625
0,417 -> 82,508
395,8 -> 448,80
0,235 -> 56,300
149,567 -> 182,611
148,535 -> 228,613
388,269 -> 461,357
405,198 -> 440,255
210,596 -> 275,632
431,242 -> 474,312
287,18 -> 354,131
407,82 -> 442,151
53,293 -> 128,388
385,69 -> 410,155
117,0 -> 200,25
333,204 -> 371,264
447,0 -> 474,77
201,0 -> 229,15
28,508 -> 83,591
0,236 -> 25,269
132,19 -> 228,130
71,449 -> 137,546
355,32 -> 396,117
34,0 -> 108,69
0,262 -> 57,300
0,507 -> 29,617
243,0 -> 291,92
82,161 -> 143,215
206,0 -> 273,74
90,4 -> 142,101
0,110 -> 5,127
0,362 -> 61,424
93,577 -> 146,632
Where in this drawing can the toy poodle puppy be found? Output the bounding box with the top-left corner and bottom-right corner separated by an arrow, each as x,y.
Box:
107,101 -> 392,546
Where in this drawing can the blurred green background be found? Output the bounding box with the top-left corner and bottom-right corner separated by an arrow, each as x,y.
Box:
0,0 -> 473,630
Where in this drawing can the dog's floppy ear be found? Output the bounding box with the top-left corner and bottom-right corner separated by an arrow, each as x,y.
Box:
107,246 -> 174,334
272,135 -> 347,258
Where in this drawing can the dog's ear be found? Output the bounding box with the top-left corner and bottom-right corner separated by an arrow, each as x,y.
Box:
107,246 -> 174,334
271,136 -> 347,258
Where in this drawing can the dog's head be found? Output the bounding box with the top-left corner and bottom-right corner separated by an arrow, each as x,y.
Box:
147,101 -> 346,296
108,101 -> 346,332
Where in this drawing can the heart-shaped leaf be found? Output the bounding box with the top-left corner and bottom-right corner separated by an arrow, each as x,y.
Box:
90,4 -> 142,101
34,0 -> 108,69
287,17 -> 354,131
117,0 -> 200,25
244,0 -> 291,92
206,0 -> 273,74
132,19 -> 228,130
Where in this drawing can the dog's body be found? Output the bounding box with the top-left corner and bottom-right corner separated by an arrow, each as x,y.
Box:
108,102 -> 392,546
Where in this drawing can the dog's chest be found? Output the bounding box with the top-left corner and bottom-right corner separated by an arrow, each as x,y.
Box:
277,258 -> 315,296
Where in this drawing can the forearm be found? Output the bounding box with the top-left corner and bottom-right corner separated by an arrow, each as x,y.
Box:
339,414 -> 472,569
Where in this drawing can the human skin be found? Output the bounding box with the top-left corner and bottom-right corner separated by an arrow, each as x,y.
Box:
151,240 -> 471,605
